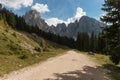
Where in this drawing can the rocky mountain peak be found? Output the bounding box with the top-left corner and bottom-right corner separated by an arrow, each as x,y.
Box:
24,10 -> 105,39
23,10 -> 41,26
50,16 -> 105,39
24,10 -> 49,31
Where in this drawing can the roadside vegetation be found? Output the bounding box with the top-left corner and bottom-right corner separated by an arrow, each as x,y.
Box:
77,50 -> 120,80
0,19 -> 68,76
92,53 -> 120,80
0,48 -> 67,76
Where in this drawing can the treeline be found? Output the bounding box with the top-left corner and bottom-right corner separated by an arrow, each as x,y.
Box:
0,7 -> 106,54
76,32 -> 106,53
101,0 -> 120,64
0,7 -> 106,53
0,7 -> 76,48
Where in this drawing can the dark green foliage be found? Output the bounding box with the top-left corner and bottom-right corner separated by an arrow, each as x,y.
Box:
5,29 -> 9,33
7,44 -> 17,51
76,32 -> 106,53
97,33 -> 106,53
0,8 -> 16,27
18,53 -> 28,59
34,47 -> 41,52
90,32 -> 96,52
101,0 -> 120,64
12,32 -> 17,37
76,32 -> 90,51
110,54 -> 120,65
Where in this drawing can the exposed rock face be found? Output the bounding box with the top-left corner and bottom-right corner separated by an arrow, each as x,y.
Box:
49,23 -> 67,36
24,10 -> 105,39
23,10 -> 49,31
50,16 -> 105,39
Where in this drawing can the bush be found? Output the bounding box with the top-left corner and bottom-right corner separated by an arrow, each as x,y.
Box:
7,44 -> 18,51
34,47 -> 41,52
43,47 -> 49,52
110,46 -> 120,65
5,29 -> 8,32
110,54 -> 120,65
12,32 -> 17,37
18,53 -> 28,59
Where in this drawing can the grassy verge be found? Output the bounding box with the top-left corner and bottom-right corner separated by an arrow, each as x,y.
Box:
92,53 -> 120,80
0,19 -> 69,76
76,50 -> 120,80
0,48 -> 67,76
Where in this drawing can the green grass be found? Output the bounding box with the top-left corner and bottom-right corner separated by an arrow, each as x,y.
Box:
93,54 -> 120,80
0,20 -> 40,54
90,53 -> 112,65
0,19 -> 69,76
76,50 -> 120,80
0,49 -> 67,76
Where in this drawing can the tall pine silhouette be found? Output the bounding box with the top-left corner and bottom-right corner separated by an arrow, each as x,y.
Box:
101,0 -> 120,64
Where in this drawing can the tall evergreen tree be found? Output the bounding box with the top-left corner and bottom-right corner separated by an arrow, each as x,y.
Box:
90,32 -> 95,52
101,0 -> 120,64
0,8 -> 16,27
76,32 -> 90,51
97,33 -> 106,53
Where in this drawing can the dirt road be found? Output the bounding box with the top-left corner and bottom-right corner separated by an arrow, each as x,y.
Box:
0,50 -> 110,80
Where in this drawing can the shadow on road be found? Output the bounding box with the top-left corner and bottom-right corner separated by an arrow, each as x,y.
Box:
103,64 -> 120,80
45,66 -> 110,80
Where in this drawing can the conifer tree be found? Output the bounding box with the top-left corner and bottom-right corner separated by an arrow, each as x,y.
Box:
101,0 -> 120,64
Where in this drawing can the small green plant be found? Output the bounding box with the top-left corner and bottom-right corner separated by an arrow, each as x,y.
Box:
12,32 -> 17,37
2,37 -> 7,41
34,47 -> 41,52
18,53 -> 28,59
2,32 -> 5,36
7,44 -> 18,51
43,47 -> 49,52
5,29 -> 8,32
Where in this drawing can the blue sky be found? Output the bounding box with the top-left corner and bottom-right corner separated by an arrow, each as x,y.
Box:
0,0 -> 104,26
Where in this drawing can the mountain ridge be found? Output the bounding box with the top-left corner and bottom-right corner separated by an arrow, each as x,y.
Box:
23,10 -> 49,32
24,10 -> 105,39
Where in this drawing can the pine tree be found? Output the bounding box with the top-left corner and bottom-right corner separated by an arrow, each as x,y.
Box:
101,0 -> 120,64
90,32 -> 95,52
97,33 -> 106,53
0,8 -> 16,27
76,32 -> 90,51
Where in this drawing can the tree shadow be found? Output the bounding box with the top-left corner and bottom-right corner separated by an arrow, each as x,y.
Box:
102,64 -> 120,80
45,66 -> 110,80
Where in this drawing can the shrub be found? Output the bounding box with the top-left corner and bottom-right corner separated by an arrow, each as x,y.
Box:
43,47 -> 49,52
12,32 -> 17,37
34,47 -> 41,52
110,55 -> 120,65
18,53 -> 28,59
5,29 -> 8,32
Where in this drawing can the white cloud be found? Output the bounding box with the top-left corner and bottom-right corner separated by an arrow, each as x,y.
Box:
45,7 -> 86,26
32,3 -> 50,13
0,0 -> 33,9
45,18 -> 64,26
74,7 -> 86,21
